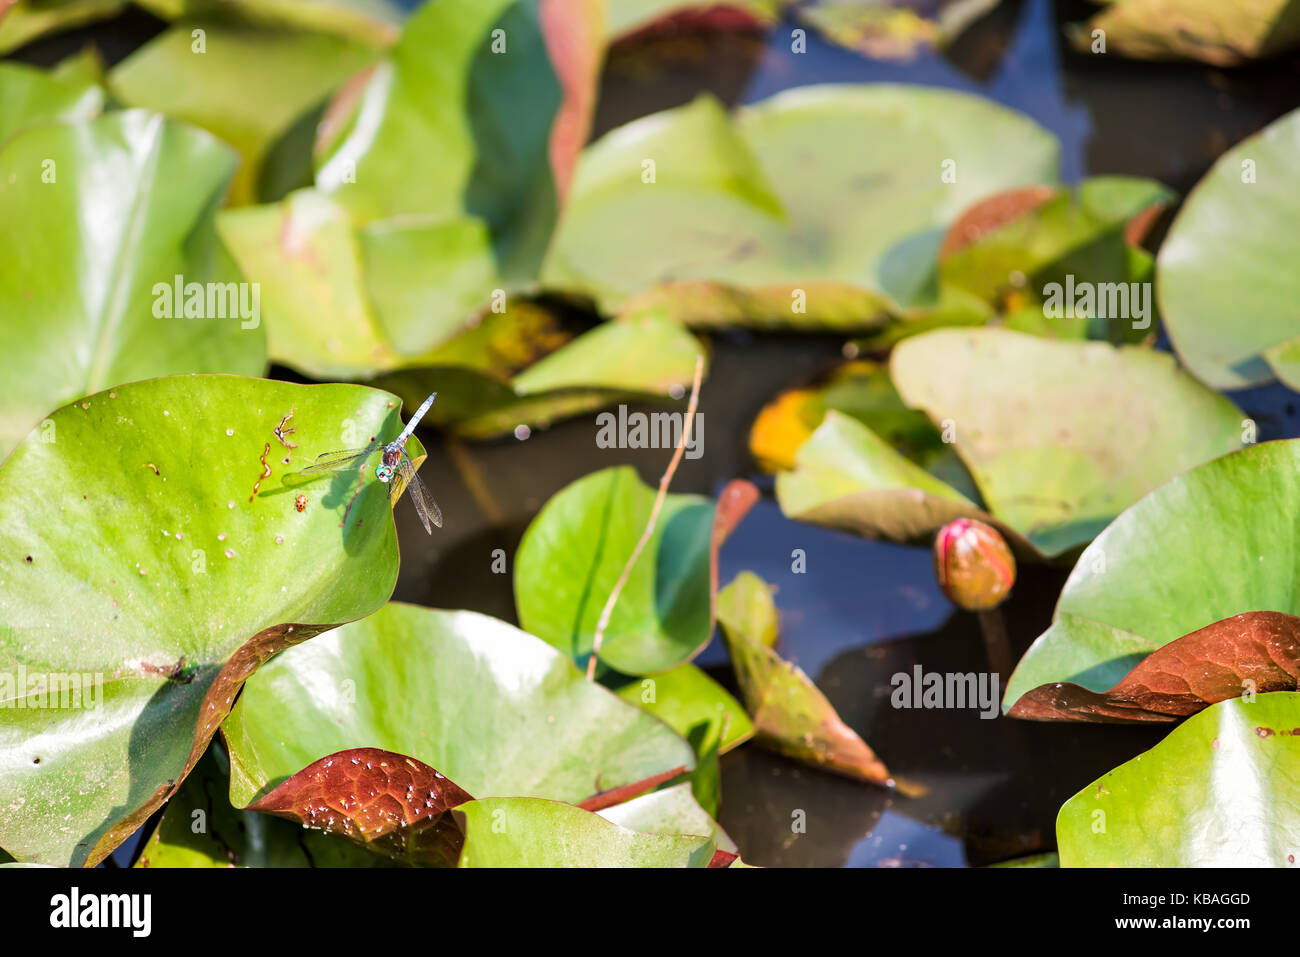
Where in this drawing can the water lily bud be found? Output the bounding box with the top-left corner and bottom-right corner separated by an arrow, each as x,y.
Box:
933,518 -> 1016,611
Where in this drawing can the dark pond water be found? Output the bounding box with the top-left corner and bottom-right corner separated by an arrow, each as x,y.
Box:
16,0 -> 1300,868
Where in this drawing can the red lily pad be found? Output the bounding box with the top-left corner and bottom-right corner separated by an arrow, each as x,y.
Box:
1008,612 -> 1300,723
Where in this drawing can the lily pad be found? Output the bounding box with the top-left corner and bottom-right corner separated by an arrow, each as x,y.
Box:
612,664 -> 754,754
221,602 -> 696,809
716,571 -> 893,786
1004,439 -> 1300,710
245,747 -> 474,867
515,471 -> 758,675
543,85 -> 1059,324
750,359 -> 977,499
135,742 -> 394,868
611,663 -> 753,816
134,0 -> 404,47
777,329 -> 1245,558
595,781 -> 737,853
0,0 -> 122,54
776,410 -> 1010,548
1069,0 -> 1300,65
1007,612 -> 1300,722
938,177 -> 1173,342
108,21 -> 378,204
0,58 -> 104,148
795,0 -> 1001,61
1158,105 -> 1300,390
313,0 -> 602,277
456,796 -> 718,867
379,314 -> 708,439
0,110 -> 267,458
1057,693 -> 1300,866
0,376 -> 413,866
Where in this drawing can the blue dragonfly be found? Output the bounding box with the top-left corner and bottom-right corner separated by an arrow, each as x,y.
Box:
302,392 -> 443,532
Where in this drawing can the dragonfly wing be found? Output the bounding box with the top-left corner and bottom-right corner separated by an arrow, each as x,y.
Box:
393,457 -> 442,533
301,445 -> 377,474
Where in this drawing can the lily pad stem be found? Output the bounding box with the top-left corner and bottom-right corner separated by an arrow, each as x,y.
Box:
586,354 -> 705,680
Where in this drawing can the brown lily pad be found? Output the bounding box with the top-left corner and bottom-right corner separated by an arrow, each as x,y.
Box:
247,747 -> 474,867
1008,611 -> 1300,723
717,571 -> 894,786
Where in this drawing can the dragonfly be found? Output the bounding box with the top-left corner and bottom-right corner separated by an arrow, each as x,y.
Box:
301,392 -> 443,533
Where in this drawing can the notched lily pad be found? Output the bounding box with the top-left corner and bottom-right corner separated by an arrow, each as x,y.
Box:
0,376 -> 411,866
717,571 -> 893,786
1008,612 -> 1300,722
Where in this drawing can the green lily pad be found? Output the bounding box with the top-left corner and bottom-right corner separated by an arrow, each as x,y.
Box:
221,602 -> 696,808
314,0 -> 602,275
1068,0 -> 1300,65
108,21 -> 378,205
543,85 -> 1059,324
1158,105 -> 1300,390
750,359 -> 979,502
134,0 -> 404,47
381,315 -> 707,439
611,663 -> 753,817
515,470 -> 757,675
0,110 -> 267,458
1057,693 -> 1300,866
596,781 -> 737,853
776,410 -> 1006,547
216,188 -> 405,378
612,664 -> 754,754
0,58 -> 103,149
777,329 -> 1245,558
1004,439 -> 1300,711
939,177 -> 1173,343
0,0 -> 123,54
0,376 -> 413,867
136,742 -> 394,868
455,796 -> 716,867
717,571 -> 894,786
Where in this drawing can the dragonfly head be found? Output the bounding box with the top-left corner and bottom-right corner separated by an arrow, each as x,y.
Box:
375,463 -> 395,483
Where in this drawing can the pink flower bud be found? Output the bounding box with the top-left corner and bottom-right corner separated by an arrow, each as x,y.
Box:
933,518 -> 1016,612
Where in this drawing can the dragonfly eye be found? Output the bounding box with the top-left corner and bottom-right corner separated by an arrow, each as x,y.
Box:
375,464 -> 395,483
